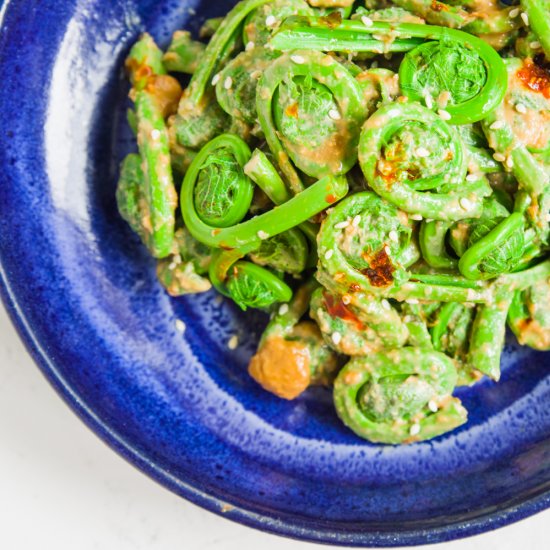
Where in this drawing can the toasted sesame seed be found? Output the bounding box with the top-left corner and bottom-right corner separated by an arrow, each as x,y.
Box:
290,54 -> 306,65
416,147 -> 430,158
530,41 -> 541,49
334,220 -> 350,229
175,319 -> 186,333
342,295 -> 352,305
424,93 -> 434,109
466,174 -> 478,182
245,41 -> 255,51
265,15 -> 277,27
332,332 -> 342,345
361,16 -> 374,27
381,299 -> 391,311
509,8 -> 520,18
278,304 -> 289,315
515,103 -> 527,114
428,400 -> 438,413
460,197 -> 473,210
411,214 -> 423,221
506,156 -> 514,168
150,129 -> 161,140
257,230 -> 270,240
328,109 -> 341,120
490,120 -> 504,130
493,153 -> 506,162
224,76 -> 233,90
438,109 -> 451,121
389,230 -> 399,242
352,215 -> 361,227
325,249 -> 334,260
410,423 -> 421,436
228,335 -> 239,350
521,12 -> 529,26
384,245 -> 391,256
211,73 -> 221,86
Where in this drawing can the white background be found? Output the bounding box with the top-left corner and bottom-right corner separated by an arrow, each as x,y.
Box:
0,303 -> 547,550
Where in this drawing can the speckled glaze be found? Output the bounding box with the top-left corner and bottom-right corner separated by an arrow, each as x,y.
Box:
0,0 -> 548,546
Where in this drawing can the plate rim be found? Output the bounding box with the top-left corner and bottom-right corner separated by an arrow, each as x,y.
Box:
1,263 -> 549,547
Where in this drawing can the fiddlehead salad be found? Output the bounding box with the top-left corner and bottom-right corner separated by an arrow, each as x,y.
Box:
117,0 -> 550,445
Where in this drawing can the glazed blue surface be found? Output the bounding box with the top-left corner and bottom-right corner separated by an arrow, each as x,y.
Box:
0,0 -> 549,546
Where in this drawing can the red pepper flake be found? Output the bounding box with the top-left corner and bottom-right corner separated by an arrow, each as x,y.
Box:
517,58 -> 550,99
361,248 -> 395,287
325,194 -> 337,204
430,0 -> 448,12
285,103 -> 299,118
324,292 -> 364,330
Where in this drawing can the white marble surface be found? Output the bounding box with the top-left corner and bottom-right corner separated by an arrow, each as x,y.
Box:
0,303 -> 547,550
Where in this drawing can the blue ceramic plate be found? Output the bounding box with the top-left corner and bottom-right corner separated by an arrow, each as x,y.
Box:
0,1 -> 549,546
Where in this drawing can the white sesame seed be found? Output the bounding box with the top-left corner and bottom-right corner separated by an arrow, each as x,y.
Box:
224,76 -> 233,90
438,109 -> 451,121
328,109 -> 341,120
490,120 -> 505,130
334,220 -> 350,229
168,262 -> 177,271
437,90 -> 451,107
424,93 -> 434,109
493,153 -> 506,162
521,12 -> 529,26
175,319 -> 186,333
352,215 -> 361,227
342,295 -> 352,305
245,41 -> 255,51
325,249 -> 334,260
290,54 -> 306,65
265,15 -> 277,28
410,423 -> 421,436
382,246 -> 390,256
381,299 -> 391,311
428,400 -> 438,413
332,332 -> 342,345
509,8 -> 520,18
389,230 -> 399,242
150,129 -> 161,140
278,303 -> 289,315
515,103 -> 527,114
257,230 -> 270,240
506,156 -> 514,168
228,335 -> 239,350
416,147 -> 430,158
460,197 -> 473,210
211,73 -> 221,86
361,16 -> 374,27
411,214 -> 423,221
407,299 -> 419,305
466,174 -> 478,182
530,41 -> 541,49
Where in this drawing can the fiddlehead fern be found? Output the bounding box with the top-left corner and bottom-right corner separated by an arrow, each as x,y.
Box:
508,278 -> 550,350
125,35 -> 180,258
310,287 -> 409,355
316,191 -> 490,302
520,0 -> 550,60
458,213 -> 527,279
359,102 -> 492,222
157,227 -> 212,296
249,228 -> 309,274
163,31 -> 206,74
333,348 -> 467,444
215,47 -> 281,128
249,279 -> 339,399
256,50 -> 369,193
